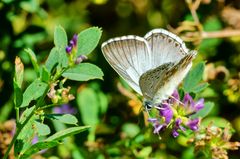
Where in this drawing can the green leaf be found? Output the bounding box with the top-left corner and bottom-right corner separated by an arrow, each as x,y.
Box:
24,48 -> 40,74
58,46 -> 68,68
62,63 -> 103,81
201,117 -> 232,130
77,88 -> 99,125
191,102 -> 214,118
77,27 -> 102,56
183,62 -> 205,93
45,114 -> 78,125
54,25 -> 68,48
19,106 -> 36,124
191,82 -> 209,93
40,66 -> 50,82
14,57 -> 24,88
20,79 -> 48,108
45,126 -> 90,141
45,47 -> 59,72
15,114 -> 36,157
98,92 -> 108,114
35,121 -> 51,136
20,141 -> 59,159
13,81 -> 23,108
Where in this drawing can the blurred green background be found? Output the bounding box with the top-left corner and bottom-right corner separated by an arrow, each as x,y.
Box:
0,0 -> 240,158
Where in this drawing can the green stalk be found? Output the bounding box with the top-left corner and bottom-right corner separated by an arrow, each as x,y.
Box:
3,86 -> 49,159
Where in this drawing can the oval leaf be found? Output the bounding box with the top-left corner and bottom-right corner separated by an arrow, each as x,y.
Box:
45,126 -> 90,141
77,87 -> 100,125
183,62 -> 205,93
20,141 -> 59,159
45,114 -> 78,125
45,47 -> 59,72
77,27 -> 102,56
20,79 -> 48,108
190,102 -> 214,118
35,121 -> 51,136
54,25 -> 67,48
24,48 -> 39,74
62,63 -> 103,81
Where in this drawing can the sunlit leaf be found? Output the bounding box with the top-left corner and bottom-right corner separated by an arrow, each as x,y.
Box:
62,63 -> 103,81
190,102 -> 214,118
183,62 -> 205,93
20,79 -> 48,108
35,121 -> 51,136
20,141 -> 59,159
25,48 -> 39,74
77,88 -> 99,125
77,27 -> 102,56
45,126 -> 90,141
45,114 -> 78,125
45,47 -> 59,72
54,25 -> 68,48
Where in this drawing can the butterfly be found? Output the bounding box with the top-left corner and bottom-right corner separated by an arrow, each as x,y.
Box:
101,29 -> 197,110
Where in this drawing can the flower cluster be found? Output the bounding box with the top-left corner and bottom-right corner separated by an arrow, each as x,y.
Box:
65,34 -> 87,65
148,90 -> 204,138
47,82 -> 75,104
188,124 -> 240,159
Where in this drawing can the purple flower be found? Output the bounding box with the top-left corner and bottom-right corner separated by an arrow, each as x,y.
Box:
148,118 -> 166,134
32,135 -> 38,144
159,103 -> 173,124
66,34 -> 78,54
66,46 -> 72,54
172,90 -> 180,102
172,118 -> 185,137
183,93 -> 194,106
53,104 -> 77,114
187,118 -> 199,131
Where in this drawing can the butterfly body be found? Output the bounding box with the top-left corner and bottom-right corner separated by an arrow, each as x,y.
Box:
101,29 -> 197,109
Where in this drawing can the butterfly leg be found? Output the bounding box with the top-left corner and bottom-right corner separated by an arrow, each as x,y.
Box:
170,95 -> 184,105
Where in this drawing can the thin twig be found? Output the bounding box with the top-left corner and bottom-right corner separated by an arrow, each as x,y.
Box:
202,29 -> 240,39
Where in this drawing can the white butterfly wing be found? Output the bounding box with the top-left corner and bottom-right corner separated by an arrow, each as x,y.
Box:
101,36 -> 152,95
144,29 -> 189,69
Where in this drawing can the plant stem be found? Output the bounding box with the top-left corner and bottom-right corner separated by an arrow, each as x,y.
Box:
16,108 -> 19,123
3,106 -> 36,159
3,86 -> 49,159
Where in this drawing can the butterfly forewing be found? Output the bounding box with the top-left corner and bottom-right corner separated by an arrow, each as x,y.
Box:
144,29 -> 189,69
139,62 -> 175,100
101,36 -> 152,95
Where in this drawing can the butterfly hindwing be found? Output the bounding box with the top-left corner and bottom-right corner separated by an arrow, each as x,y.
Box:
152,52 -> 197,103
139,62 -> 175,100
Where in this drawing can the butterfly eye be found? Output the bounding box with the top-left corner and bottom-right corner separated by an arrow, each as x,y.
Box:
144,100 -> 153,110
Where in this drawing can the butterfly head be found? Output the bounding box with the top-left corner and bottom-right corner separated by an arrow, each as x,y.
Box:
143,99 -> 153,111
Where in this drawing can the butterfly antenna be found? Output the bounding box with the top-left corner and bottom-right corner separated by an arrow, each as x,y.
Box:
170,95 -> 185,105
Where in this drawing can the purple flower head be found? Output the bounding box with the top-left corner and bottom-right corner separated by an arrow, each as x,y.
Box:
160,103 -> 173,124
66,34 -> 78,54
71,34 -> 78,47
187,118 -> 199,131
75,55 -> 88,64
53,104 -> 77,114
